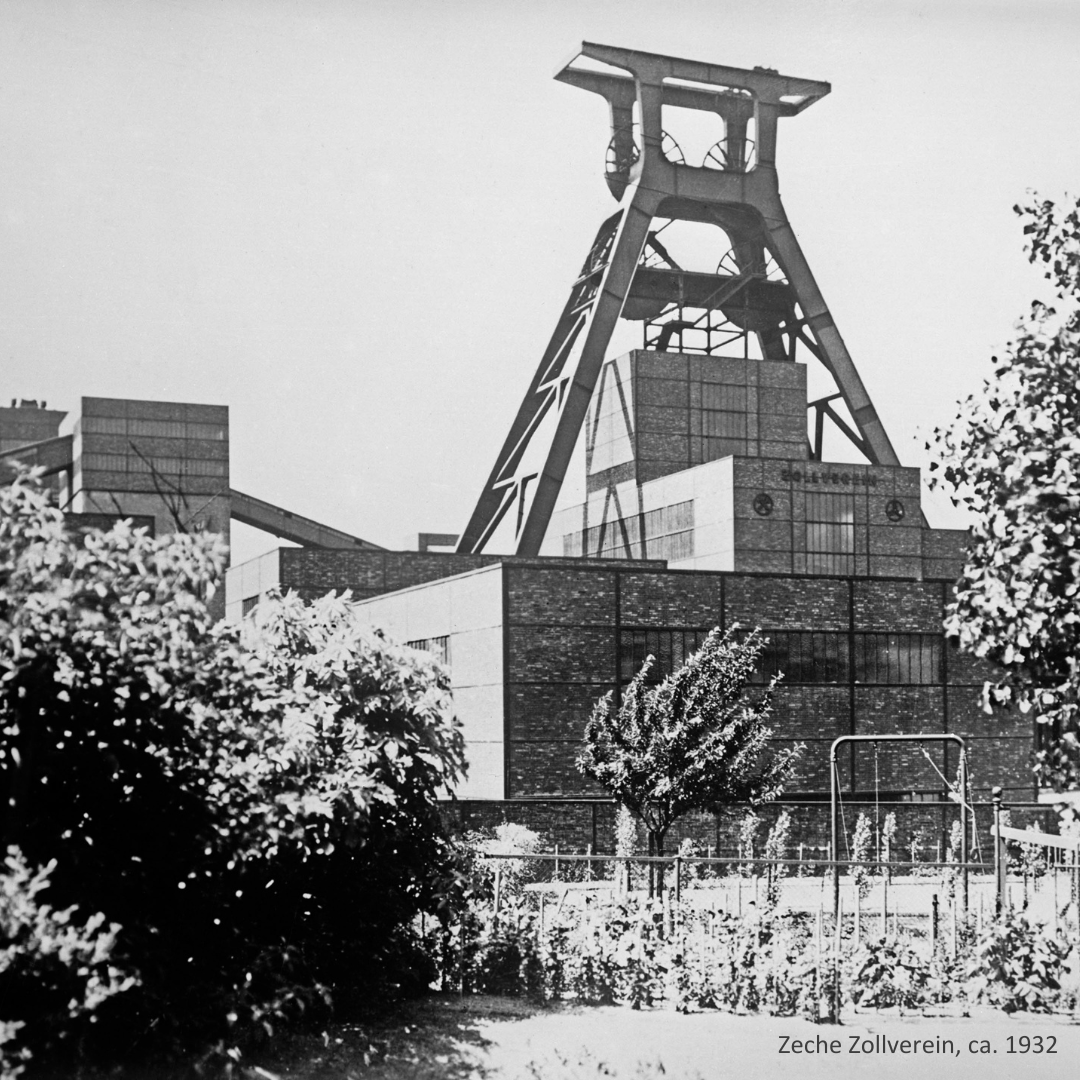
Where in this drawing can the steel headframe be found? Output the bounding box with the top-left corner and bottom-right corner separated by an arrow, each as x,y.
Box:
458,42 -> 901,556
829,734 -> 970,917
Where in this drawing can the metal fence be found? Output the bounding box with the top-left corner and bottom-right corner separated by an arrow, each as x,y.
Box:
477,847 -> 1080,943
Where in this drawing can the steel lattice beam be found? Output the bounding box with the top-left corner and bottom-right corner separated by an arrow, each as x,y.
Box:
458,43 -> 901,556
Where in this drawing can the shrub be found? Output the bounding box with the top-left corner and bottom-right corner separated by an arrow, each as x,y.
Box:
849,936 -> 939,1011
849,813 -> 873,900
763,810 -> 792,909
0,848 -> 136,1076
966,911 -> 1071,1013
0,471 -> 465,1068
462,823 -> 544,900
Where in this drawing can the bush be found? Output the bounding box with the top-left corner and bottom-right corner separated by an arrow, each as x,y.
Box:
0,848 -> 136,1076
0,471 -> 465,1070
461,823 -> 544,900
848,937 -> 939,1011
966,911 -> 1071,1013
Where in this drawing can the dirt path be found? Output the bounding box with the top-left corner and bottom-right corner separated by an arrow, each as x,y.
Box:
471,1004 -> 1080,1080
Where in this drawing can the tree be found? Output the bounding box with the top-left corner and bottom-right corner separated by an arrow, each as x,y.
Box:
576,627 -> 801,868
930,195 -> 1080,791
0,469 -> 465,1071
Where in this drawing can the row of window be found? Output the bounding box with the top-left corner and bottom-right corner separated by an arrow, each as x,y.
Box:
618,628 -> 944,685
563,500 -> 695,561
81,416 -> 227,441
81,453 -> 228,477
563,490 -> 865,570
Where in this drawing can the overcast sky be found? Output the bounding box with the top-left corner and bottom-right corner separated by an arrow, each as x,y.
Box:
2,0 -> 1078,563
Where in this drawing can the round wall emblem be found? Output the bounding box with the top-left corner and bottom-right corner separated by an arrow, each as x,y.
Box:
885,498 -> 905,522
753,493 -> 774,517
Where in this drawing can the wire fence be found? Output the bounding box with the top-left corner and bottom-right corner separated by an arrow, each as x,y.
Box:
477,847 -> 1080,943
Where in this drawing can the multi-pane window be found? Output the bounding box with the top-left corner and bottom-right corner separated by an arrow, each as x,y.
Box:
563,500 -> 694,562
806,492 -> 855,575
702,383 -> 747,460
619,628 -> 943,686
854,633 -> 942,685
619,628 -> 710,682
406,635 -> 451,667
81,416 -> 227,440
81,453 -> 227,477
752,631 -> 849,684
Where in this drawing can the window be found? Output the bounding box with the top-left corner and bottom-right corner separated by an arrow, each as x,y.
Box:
752,631 -> 849,684
806,492 -> 854,575
563,500 -> 694,562
854,633 -> 942,685
619,628 -> 710,682
406,635 -> 450,667
702,383 -> 747,460
619,627 -> 944,686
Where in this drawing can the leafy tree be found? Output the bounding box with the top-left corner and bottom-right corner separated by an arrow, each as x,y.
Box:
577,627 -> 801,864
930,195 -> 1080,791
0,470 -> 465,1070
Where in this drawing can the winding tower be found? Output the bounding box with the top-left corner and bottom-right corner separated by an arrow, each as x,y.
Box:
458,43 -> 902,558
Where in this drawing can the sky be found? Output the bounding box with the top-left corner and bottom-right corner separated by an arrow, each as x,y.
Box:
2,0 -> 1079,564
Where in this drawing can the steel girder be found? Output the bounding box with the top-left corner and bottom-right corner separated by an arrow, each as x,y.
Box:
458,43 -> 900,557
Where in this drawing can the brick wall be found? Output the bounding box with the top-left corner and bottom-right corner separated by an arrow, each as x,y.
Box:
502,563 -> 1032,805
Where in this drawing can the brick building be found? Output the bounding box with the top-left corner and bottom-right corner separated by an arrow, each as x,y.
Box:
225,348 -> 1037,856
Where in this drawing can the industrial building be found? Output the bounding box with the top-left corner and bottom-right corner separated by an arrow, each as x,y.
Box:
225,45 -> 1035,852
2,44 -> 1042,852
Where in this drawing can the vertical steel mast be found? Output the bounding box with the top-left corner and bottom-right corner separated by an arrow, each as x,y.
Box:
458,43 -> 900,556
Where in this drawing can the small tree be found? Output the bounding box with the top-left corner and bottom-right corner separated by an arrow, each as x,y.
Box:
737,810 -> 761,878
763,809 -> 792,909
930,195 -> 1080,791
577,627 -> 801,868
850,812 -> 873,900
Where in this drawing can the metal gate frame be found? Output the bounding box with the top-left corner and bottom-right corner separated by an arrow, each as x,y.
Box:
829,733 -> 969,915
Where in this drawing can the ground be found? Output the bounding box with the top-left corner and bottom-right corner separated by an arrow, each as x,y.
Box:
249,995 -> 1080,1080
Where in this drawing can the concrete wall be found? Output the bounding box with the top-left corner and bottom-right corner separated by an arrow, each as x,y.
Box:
353,564 -> 506,801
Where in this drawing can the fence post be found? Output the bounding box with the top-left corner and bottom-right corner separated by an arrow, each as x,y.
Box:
494,864 -> 502,918
882,872 -> 888,937
931,893 -> 939,944
674,854 -> 682,904
586,842 -> 593,882
554,843 -> 560,882
854,881 -> 861,947
993,787 -> 1006,916
951,891 -> 958,960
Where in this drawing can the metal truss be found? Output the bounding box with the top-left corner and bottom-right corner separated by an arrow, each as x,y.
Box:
458,43 -> 901,556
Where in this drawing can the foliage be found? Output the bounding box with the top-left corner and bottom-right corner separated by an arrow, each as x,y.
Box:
930,195 -> 1080,789
0,847 -> 136,1078
850,813 -> 873,900
461,823 -> 544,900
437,893 -> 823,1018
737,810 -> 760,877
966,910 -> 1071,1013
762,810 -> 792,909
614,805 -> 637,861
578,628 -> 801,858
436,882 -> 1079,1021
848,937 -> 940,1011
0,471 -> 465,1070
880,812 -> 897,881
